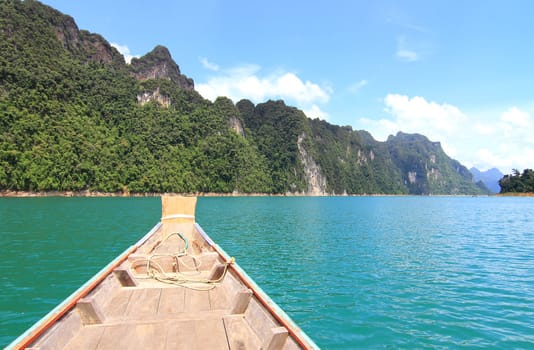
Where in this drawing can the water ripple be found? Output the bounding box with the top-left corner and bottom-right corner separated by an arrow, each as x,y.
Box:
2,196 -> 533,349
199,197 -> 534,349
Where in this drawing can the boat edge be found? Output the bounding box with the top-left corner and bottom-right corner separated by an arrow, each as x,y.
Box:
7,208 -> 320,349
195,223 -> 320,350
5,223 -> 162,350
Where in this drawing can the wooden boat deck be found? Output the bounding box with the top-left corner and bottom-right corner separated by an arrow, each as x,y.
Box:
10,196 -> 317,350
59,286 -> 236,349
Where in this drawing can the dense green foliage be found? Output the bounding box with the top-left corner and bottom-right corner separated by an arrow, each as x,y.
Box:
0,0 -> 271,193
237,100 -> 308,193
386,133 -> 488,195
499,169 -> 534,193
0,0 -> 486,195
307,120 -> 406,194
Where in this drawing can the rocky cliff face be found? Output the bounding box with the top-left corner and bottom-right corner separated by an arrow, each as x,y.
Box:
386,132 -> 481,194
49,9 -> 123,65
1,0 -> 488,195
51,13 -> 80,50
44,4 -> 194,88
298,133 -> 327,195
237,99 -> 486,195
3,0 -> 123,66
228,116 -> 245,137
130,46 -> 194,90
137,87 -> 171,107
78,31 -> 124,65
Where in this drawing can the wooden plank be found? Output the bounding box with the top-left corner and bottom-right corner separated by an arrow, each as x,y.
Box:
229,289 -> 253,314
161,196 -> 196,221
223,314 -> 261,350
95,324 -> 129,349
165,320 -> 196,350
33,312 -> 83,350
177,254 -> 201,272
80,309 -> 226,326
158,287 -> 186,316
64,326 -> 104,350
77,297 -> 105,325
195,318 -> 229,350
283,337 -> 302,350
244,298 -> 278,341
220,270 -> 243,298
103,289 -> 133,321
125,288 -> 162,319
208,285 -> 231,311
151,255 -> 176,273
198,251 -> 219,271
89,275 -> 119,308
168,317 -> 230,350
184,289 -> 210,312
131,323 -> 166,350
208,263 -> 226,280
96,323 -> 165,350
113,268 -> 138,287
261,327 -> 289,350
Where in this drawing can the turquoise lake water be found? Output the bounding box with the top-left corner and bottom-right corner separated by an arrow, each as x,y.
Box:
1,196 -> 533,348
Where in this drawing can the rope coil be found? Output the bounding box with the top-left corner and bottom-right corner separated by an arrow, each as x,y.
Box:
132,232 -> 232,290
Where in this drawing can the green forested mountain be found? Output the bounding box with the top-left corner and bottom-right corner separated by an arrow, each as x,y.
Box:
0,0 -> 486,195
499,169 -> 534,193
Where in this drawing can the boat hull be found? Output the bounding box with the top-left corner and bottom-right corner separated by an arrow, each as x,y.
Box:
7,196 -> 318,349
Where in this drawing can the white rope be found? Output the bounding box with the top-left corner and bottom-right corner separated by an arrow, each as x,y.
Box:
132,232 -> 231,291
160,214 -> 195,221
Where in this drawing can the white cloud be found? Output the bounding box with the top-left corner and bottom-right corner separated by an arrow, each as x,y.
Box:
475,147 -> 534,174
396,49 -> 419,62
473,122 -> 496,136
500,106 -> 531,128
196,64 -> 331,116
348,79 -> 368,94
383,94 -> 467,135
110,43 -> 139,64
356,94 -> 534,173
200,57 -> 219,71
274,72 -> 330,104
304,104 -> 329,121
395,36 -> 420,62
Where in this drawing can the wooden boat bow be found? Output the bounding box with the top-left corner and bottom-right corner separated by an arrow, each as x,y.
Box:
7,196 -> 319,350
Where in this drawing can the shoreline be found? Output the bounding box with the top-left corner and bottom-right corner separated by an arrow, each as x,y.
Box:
0,190 -> 269,198
3,190 -> 530,198
0,190 -> 401,198
495,192 -> 534,197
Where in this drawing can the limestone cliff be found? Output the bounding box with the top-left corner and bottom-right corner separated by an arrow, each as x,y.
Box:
386,132 -> 480,194
137,87 -> 171,107
78,31 -> 124,65
229,116 -> 245,137
130,46 -> 194,90
48,7 -> 123,65
298,133 -> 327,195
1,0 -> 488,195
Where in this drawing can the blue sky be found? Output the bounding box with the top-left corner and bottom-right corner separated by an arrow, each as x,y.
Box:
41,0 -> 534,173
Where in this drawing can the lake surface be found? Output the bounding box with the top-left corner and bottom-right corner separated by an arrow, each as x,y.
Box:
1,196 -> 533,348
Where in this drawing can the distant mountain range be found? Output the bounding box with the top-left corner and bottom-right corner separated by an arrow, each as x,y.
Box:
0,0 -> 489,195
470,168 -> 504,194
